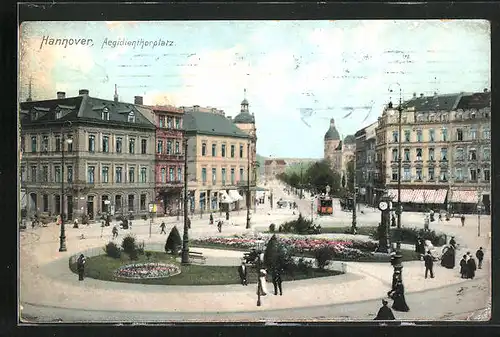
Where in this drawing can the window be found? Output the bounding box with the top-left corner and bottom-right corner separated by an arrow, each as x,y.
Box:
212,144 -> 217,157
128,194 -> 134,211
140,194 -> 146,211
455,148 -> 464,160
141,139 -> 147,154
240,167 -> 244,181
167,117 -> 173,128
456,129 -> 464,141
428,167 -> 435,181
102,166 -> 109,183
222,168 -> 227,185
404,130 -> 411,142
230,168 -> 235,184
128,167 -> 135,183
54,166 -> 61,183
42,136 -> 49,152
159,116 -> 165,128
429,129 -> 435,142
43,194 -> 49,212
55,136 -> 61,152
177,167 -> 182,181
392,149 -> 398,161
140,167 -> 147,183
415,168 -> 422,181
469,149 -> 477,161
239,144 -> 244,158
202,143 -> 207,156
455,167 -> 464,180
31,136 -> 37,152
116,137 -> 122,153
116,167 -> 123,183
102,136 -> 109,153
175,141 -> 180,154
167,140 -> 172,154
201,168 -> 207,183
230,145 -> 235,158
67,138 -> 73,152
128,112 -> 135,123
161,168 -> 166,183
88,135 -> 95,152
175,117 -> 181,129
484,169 -> 490,182
483,128 -> 490,139
441,128 -> 448,142
392,131 -> 399,143
403,148 -> 410,161
416,148 -> 422,161
416,129 -> 423,142
169,167 -> 174,181
483,148 -> 491,160
41,166 -> 48,182
470,127 -> 477,140
88,166 -> 95,183
67,166 -> 73,183
221,144 -> 226,157
157,140 -> 163,154
30,166 -> 37,182
391,168 -> 398,181
212,168 -> 217,185
438,168 -> 448,182
403,167 -> 411,181
440,148 -> 448,161
470,168 -> 478,181
129,138 -> 135,154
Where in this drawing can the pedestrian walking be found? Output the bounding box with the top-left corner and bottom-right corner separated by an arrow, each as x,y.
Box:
217,220 -> 222,233
389,280 -> 410,312
209,213 -> 214,225
160,221 -> 166,234
467,255 -> 477,279
374,299 -> 396,320
461,215 -> 465,227
449,237 -> 456,249
460,255 -> 468,278
476,247 -> 484,269
112,225 -> 118,239
76,254 -> 86,281
257,269 -> 268,296
424,251 -> 435,278
272,268 -> 283,296
237,261 -> 248,286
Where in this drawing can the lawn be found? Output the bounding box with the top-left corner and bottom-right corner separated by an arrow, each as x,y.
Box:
69,251 -> 342,286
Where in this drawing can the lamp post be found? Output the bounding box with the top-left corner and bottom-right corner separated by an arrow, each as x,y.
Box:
181,139 -> 190,264
477,198 -> 483,237
59,120 -> 73,252
246,141 -> 251,229
351,158 -> 357,233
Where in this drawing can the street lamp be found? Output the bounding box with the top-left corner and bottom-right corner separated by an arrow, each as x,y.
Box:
246,141 -> 251,229
59,120 -> 73,252
181,139 -> 190,264
255,239 -> 265,306
477,199 -> 483,237
351,157 -> 357,234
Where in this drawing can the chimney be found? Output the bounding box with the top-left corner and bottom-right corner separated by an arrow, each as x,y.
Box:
413,92 -> 417,98
57,91 -> 66,99
79,89 -> 89,96
134,96 -> 143,105
420,93 -> 424,98
484,88 -> 489,93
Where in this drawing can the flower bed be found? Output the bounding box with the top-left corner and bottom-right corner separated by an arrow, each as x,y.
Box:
115,262 -> 181,279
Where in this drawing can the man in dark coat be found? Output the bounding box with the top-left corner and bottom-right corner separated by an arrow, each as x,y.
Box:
460,255 -> 468,278
77,254 -> 86,281
272,268 -> 283,296
209,213 -> 214,225
467,255 -> 477,279
237,261 -> 248,286
461,215 -> 465,227
217,220 -> 222,233
449,237 -> 457,249
159,221 -> 166,234
424,251 -> 434,278
374,299 -> 396,320
476,247 -> 484,269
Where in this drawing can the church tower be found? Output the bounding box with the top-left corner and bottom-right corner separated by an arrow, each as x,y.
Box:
324,118 -> 342,172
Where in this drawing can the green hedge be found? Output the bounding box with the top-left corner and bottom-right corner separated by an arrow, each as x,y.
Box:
370,227 -> 447,247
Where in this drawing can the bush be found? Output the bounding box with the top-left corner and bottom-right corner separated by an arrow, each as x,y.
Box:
121,234 -> 137,256
393,227 -> 446,246
269,223 -> 276,233
264,234 -> 294,272
165,226 -> 182,254
314,246 -> 335,270
136,241 -> 145,255
129,249 -> 139,260
104,242 -> 121,259
350,240 -> 378,252
279,213 -> 313,234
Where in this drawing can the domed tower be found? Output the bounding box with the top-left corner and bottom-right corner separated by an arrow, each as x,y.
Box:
234,89 -> 258,187
324,118 -> 342,172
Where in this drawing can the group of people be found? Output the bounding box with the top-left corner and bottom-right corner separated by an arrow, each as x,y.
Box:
460,248 -> 483,279
237,261 -> 284,296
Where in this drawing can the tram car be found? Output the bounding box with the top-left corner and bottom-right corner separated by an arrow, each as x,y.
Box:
317,195 -> 333,215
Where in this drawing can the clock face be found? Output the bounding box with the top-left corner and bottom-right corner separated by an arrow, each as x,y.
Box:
379,201 -> 388,211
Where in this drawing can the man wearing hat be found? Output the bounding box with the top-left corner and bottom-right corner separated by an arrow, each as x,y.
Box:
76,254 -> 86,281
237,260 -> 248,286
374,299 -> 396,320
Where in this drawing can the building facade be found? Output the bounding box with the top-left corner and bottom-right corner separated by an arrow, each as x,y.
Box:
374,90 -> 491,213
324,118 -> 342,172
264,159 -> 287,180
20,89 -> 156,220
183,109 -> 252,214
354,121 -> 378,205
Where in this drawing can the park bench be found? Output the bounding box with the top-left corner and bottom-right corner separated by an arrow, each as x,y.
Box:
188,251 -> 206,264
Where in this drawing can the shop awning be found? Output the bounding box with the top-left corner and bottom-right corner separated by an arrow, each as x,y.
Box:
387,189 -> 418,203
388,189 -> 447,204
422,189 -> 448,204
450,190 -> 479,204
228,190 -> 243,201
219,190 -> 233,204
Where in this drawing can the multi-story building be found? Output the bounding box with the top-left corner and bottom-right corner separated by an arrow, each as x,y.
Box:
183,108 -> 251,214
264,159 -> 287,180
324,118 -> 342,172
354,121 -> 378,205
374,90 -> 491,213
341,135 -> 356,182
20,89 -> 156,220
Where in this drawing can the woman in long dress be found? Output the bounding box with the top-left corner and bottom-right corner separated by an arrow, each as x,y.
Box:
391,280 -> 409,312
258,269 -> 268,296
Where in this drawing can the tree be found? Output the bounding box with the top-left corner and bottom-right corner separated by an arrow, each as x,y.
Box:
165,226 -> 182,254
264,234 -> 280,270
305,160 -> 341,195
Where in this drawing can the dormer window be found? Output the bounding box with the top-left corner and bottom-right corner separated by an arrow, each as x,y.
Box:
102,107 -> 110,121
55,108 -> 62,119
128,111 -> 135,123
31,110 -> 38,121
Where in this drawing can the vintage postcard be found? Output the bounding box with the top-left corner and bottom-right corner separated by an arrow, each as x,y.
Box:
18,19 -> 491,323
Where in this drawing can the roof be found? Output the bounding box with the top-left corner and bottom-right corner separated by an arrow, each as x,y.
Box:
183,110 -> 249,138
20,95 -> 156,129
401,93 -> 464,112
343,134 -> 356,144
233,111 -> 255,124
354,128 -> 366,138
264,159 -> 287,165
324,125 -> 341,141
456,91 -> 491,110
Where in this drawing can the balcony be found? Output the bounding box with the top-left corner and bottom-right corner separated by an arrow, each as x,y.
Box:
155,153 -> 184,161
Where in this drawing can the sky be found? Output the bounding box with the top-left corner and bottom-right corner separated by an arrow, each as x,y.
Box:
19,20 -> 490,158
